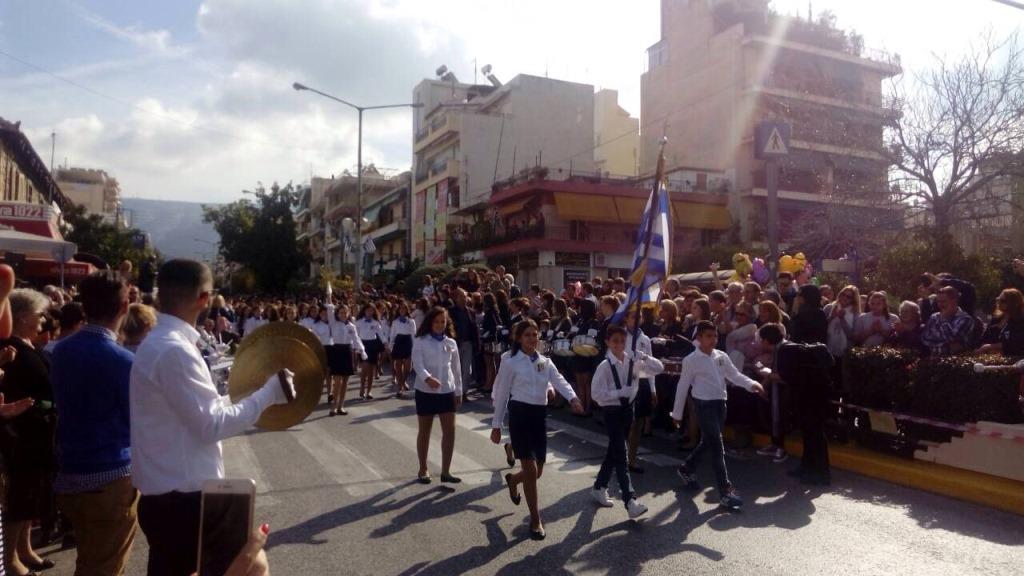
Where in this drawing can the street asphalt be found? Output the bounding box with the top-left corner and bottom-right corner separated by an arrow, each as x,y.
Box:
38,375 -> 1024,576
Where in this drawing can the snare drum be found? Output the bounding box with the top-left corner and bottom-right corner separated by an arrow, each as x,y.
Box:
650,337 -> 670,358
552,338 -> 575,357
571,335 -> 600,357
538,341 -> 552,355
486,341 -> 509,354
662,356 -> 684,376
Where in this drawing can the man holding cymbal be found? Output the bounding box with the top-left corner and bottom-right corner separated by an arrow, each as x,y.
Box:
129,259 -> 295,576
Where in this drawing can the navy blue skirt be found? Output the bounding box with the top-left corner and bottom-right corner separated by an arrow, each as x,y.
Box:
326,344 -> 354,376
415,390 -> 455,416
508,400 -> 548,463
391,334 -> 413,360
362,339 -> 382,364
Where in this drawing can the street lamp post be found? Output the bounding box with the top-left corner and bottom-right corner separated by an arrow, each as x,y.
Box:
293,82 -> 422,295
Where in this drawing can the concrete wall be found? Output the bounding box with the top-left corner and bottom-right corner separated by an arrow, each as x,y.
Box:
594,89 -> 639,177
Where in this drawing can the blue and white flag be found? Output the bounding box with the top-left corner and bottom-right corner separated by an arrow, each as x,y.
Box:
611,152 -> 672,326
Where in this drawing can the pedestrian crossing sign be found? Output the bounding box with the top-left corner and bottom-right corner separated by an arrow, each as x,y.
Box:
755,121 -> 791,159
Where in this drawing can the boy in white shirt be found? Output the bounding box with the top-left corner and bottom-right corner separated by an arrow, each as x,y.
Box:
671,320 -> 764,510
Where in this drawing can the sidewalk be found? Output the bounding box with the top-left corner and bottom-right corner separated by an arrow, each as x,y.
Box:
529,396 -> 1024,516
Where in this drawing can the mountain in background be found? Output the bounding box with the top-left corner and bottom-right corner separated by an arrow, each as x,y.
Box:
122,197 -> 221,260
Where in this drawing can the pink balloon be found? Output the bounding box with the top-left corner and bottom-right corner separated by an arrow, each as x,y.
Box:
752,258 -> 769,284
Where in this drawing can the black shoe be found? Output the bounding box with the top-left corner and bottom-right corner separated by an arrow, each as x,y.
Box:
25,559 -> 56,571
505,473 -> 521,506
328,410 -> 336,417
441,473 -> 462,484
417,473 -> 432,485
529,527 -> 546,541
328,394 -> 334,403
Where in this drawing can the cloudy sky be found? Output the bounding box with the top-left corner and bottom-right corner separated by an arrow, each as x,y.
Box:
0,0 -> 1018,203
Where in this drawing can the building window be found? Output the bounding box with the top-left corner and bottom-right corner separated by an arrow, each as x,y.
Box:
701,229 -> 722,247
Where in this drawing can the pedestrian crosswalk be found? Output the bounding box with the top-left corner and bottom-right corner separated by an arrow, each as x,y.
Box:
221,396 -> 685,503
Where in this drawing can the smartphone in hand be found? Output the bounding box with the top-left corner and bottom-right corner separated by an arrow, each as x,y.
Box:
198,479 -> 256,576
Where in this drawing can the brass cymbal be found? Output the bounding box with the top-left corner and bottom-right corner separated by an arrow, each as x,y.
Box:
237,321 -> 327,377
228,336 -> 323,431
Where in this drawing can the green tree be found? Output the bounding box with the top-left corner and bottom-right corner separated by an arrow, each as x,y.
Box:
203,182 -> 308,293
60,204 -> 156,270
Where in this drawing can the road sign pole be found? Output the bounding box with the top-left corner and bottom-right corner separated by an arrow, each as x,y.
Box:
766,158 -> 780,282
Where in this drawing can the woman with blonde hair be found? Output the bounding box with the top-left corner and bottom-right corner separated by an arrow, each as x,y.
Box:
122,303 -> 158,352
824,285 -> 861,358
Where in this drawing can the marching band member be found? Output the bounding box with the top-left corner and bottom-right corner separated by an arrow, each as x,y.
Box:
388,302 -> 416,399
328,304 -> 366,416
356,304 -> 386,400
590,324 -> 663,520
411,307 -> 463,485
491,319 -> 583,540
571,298 -> 601,417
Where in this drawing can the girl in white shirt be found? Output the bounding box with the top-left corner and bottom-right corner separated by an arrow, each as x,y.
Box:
309,305 -> 333,407
411,307 -> 463,485
330,305 -> 366,415
356,305 -> 386,400
854,291 -> 898,348
590,324 -> 663,520
824,285 -> 862,358
490,319 -> 583,541
388,302 -> 417,399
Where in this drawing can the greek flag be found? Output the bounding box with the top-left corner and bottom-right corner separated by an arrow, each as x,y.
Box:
611,152 -> 671,325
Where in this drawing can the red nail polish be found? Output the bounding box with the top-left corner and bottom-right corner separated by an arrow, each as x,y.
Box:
260,523 -> 270,535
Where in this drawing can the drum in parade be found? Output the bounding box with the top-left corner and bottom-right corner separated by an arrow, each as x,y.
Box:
571,335 -> 600,357
537,340 -> 552,355
552,338 -> 575,357
661,356 -> 685,376
651,337 -> 670,359
486,341 -> 510,354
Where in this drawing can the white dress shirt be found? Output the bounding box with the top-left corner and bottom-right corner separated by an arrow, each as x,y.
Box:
591,350 -> 664,407
310,320 -> 333,346
130,313 -> 284,495
670,347 -> 759,420
356,317 -> 386,342
388,316 -> 417,348
411,335 -> 462,395
491,350 -> 576,428
299,317 -> 316,330
626,331 -> 656,379
332,319 -> 367,359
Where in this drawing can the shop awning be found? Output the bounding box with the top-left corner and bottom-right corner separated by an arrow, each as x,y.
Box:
498,197 -> 531,216
554,193 -> 619,224
614,197 -> 649,225
0,228 -> 76,261
15,258 -> 95,281
672,202 -> 732,230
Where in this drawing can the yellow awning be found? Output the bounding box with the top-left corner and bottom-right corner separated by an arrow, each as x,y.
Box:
614,197 -> 648,225
497,198 -> 531,216
554,193 -> 619,223
672,202 -> 732,230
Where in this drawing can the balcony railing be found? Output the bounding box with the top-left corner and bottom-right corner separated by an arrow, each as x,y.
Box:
447,221 -> 546,254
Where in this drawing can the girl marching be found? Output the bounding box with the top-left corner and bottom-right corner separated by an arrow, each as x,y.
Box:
389,302 -> 416,398
356,304 -> 386,400
411,307 -> 463,485
590,324 -> 664,520
491,319 -> 583,540
328,304 -> 366,416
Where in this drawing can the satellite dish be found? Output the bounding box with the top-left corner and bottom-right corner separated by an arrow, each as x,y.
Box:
435,65 -> 448,78
481,64 -> 492,75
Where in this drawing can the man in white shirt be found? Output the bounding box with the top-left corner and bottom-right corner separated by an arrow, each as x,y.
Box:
671,320 -> 764,511
130,260 -> 291,576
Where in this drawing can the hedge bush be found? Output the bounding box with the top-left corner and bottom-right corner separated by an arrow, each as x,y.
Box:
402,264 -> 453,299
843,347 -> 916,412
843,348 -> 1023,426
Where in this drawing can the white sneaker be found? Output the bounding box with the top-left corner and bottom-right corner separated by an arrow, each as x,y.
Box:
756,445 -> 777,456
626,499 -> 648,519
772,448 -> 789,464
591,488 -> 614,508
